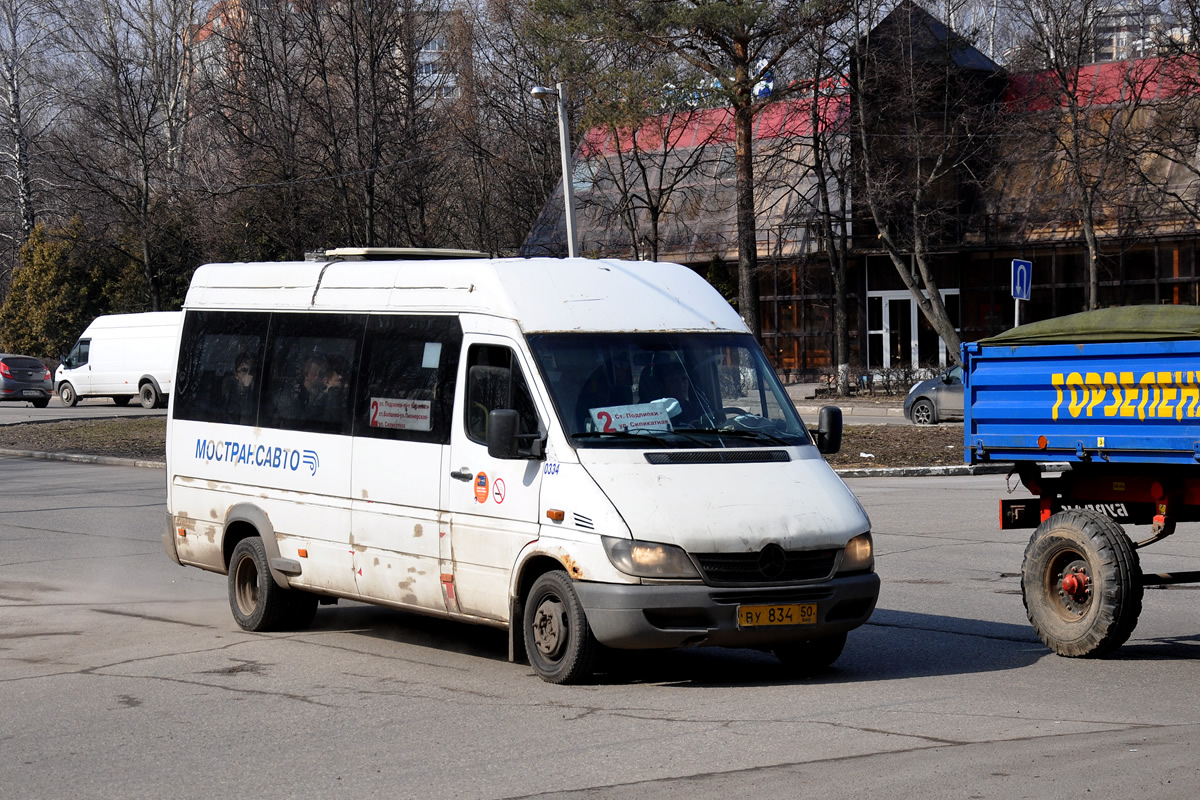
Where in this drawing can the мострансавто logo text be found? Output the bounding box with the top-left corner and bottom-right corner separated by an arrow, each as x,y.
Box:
194,439 -> 319,475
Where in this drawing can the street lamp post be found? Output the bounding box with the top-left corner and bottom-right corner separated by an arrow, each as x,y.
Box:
531,82 -> 579,258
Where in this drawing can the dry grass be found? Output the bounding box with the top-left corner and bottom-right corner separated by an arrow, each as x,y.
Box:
0,416 -> 964,469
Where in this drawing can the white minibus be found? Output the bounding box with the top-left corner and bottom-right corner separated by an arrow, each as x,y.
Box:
162,249 -> 878,683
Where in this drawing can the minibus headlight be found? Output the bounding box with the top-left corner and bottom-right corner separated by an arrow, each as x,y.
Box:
602,537 -> 700,579
841,533 -> 874,571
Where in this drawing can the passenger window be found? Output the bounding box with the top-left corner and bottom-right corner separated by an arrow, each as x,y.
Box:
174,311 -> 269,425
67,340 -> 90,368
354,315 -> 462,444
259,313 -> 363,435
464,344 -> 540,444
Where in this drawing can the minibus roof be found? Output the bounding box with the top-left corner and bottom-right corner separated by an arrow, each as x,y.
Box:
183,256 -> 747,334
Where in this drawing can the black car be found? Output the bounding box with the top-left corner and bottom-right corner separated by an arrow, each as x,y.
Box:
0,353 -> 53,407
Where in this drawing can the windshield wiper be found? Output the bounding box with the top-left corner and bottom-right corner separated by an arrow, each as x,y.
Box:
573,429 -> 673,446
687,428 -> 804,446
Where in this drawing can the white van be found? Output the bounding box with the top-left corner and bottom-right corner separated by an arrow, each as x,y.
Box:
162,251 -> 878,683
57,312 -> 182,408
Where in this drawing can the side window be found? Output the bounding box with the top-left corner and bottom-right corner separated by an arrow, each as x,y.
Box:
260,313 -> 363,435
173,311 -> 269,425
464,344 -> 540,445
355,315 -> 462,444
67,339 -> 90,368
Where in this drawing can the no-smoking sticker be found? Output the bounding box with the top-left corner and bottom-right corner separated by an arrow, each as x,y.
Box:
492,478 -> 506,504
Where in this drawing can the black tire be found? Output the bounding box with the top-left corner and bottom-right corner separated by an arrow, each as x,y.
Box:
113,395 -> 134,406
773,632 -> 847,674
31,398 -> 49,408
523,571 -> 597,684
139,383 -> 160,409
1021,509 -> 1142,657
910,398 -> 936,425
228,537 -> 290,632
58,382 -> 78,407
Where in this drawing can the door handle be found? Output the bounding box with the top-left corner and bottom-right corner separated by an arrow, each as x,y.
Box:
450,467 -> 473,482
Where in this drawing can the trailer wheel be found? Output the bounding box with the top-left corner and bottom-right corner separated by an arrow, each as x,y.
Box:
1022,510 -> 1142,657
523,570 -> 596,684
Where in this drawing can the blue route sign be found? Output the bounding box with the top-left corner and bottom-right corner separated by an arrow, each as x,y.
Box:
1012,259 -> 1032,301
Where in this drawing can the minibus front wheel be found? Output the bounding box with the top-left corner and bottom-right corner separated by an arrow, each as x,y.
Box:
228,537 -> 317,632
524,571 -> 597,684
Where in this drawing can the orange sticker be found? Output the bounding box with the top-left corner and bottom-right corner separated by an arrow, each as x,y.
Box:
473,472 -> 489,503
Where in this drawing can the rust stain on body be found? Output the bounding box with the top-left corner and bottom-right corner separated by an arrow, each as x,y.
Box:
562,554 -> 583,580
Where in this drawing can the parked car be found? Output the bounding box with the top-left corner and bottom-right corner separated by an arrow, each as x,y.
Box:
0,354 -> 53,407
904,365 -> 964,425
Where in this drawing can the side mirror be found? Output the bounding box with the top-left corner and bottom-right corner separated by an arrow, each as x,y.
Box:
487,409 -> 520,459
817,405 -> 843,455
487,409 -> 546,460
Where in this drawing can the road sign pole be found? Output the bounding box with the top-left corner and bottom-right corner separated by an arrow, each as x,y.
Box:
1015,297 -> 1020,327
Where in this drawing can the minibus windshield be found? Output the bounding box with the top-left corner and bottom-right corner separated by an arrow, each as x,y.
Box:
527,332 -> 813,449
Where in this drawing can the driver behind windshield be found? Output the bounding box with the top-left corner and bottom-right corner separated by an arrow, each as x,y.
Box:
640,357 -> 706,428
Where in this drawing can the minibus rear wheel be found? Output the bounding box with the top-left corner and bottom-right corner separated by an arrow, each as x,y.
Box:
229,537 -> 291,631
524,571 -> 596,684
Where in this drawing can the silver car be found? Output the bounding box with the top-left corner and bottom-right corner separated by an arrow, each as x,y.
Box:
903,365 -> 963,425
0,353 -> 53,407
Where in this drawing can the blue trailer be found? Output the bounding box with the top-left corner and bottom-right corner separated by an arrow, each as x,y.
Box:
964,305 -> 1200,656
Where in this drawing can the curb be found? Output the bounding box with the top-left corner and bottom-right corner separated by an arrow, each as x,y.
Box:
0,447 -> 1029,479
794,404 -> 908,418
0,448 -> 165,470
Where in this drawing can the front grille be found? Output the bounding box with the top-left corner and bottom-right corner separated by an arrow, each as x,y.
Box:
692,548 -> 839,585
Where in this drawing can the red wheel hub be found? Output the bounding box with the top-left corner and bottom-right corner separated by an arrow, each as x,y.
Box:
1062,571 -> 1089,597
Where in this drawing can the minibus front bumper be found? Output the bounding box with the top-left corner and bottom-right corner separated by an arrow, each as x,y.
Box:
573,572 -> 880,649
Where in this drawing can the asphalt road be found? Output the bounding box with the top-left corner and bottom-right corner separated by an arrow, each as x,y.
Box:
3,460 -> 1199,798
0,396 -> 167,424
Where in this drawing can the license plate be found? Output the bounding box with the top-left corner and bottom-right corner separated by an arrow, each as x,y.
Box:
737,603 -> 817,627
22,390 -> 40,397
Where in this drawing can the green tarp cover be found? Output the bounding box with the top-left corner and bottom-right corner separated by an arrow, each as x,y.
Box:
978,305 -> 1200,346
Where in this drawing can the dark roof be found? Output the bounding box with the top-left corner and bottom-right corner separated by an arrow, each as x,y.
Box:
868,0 -> 1001,73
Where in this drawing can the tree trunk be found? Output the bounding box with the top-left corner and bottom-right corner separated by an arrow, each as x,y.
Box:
734,94 -> 759,337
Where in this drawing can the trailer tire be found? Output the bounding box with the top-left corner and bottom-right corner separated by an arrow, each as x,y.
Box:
1022,509 -> 1142,657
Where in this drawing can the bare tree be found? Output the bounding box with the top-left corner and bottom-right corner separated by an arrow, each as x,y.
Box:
1003,0 -> 1148,310
851,0 -> 1000,361
534,0 -> 851,337
0,0 -> 60,298
51,0 -> 203,309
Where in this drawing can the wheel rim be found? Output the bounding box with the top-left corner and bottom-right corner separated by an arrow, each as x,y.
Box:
233,553 -> 260,617
141,386 -> 155,406
530,595 -> 567,660
1044,550 -> 1093,621
913,401 -> 932,424
61,385 -> 73,404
